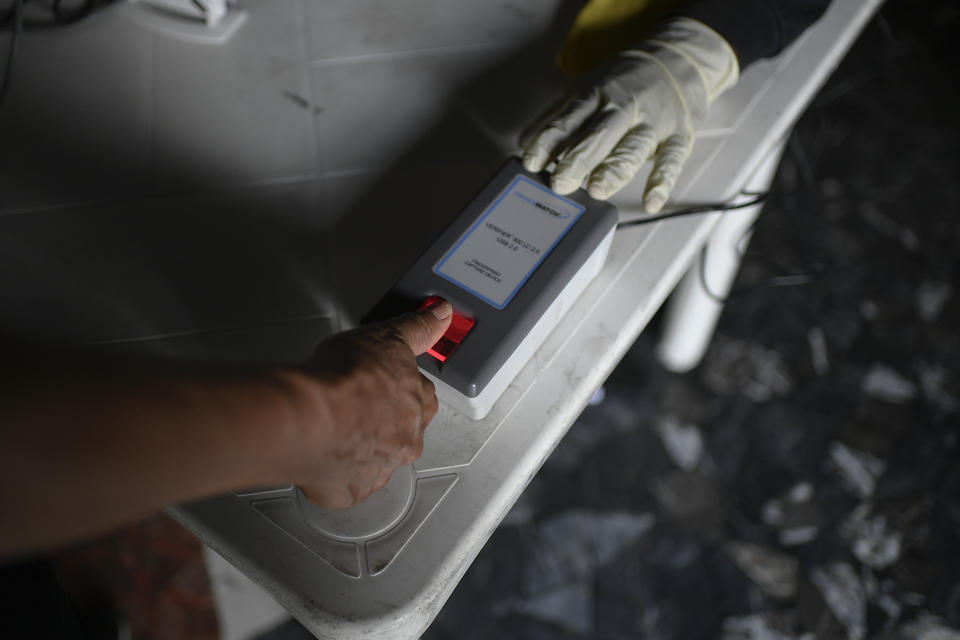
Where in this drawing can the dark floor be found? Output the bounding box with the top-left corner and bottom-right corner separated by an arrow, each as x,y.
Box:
419,3 -> 960,639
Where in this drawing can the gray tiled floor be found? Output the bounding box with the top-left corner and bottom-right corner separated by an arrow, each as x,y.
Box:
153,0 -> 317,186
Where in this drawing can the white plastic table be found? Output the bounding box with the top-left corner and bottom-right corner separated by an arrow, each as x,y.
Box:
0,1 -> 880,638
175,1 -> 880,637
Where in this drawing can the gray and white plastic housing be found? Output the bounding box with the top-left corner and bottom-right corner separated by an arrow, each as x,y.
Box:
365,158 -> 618,419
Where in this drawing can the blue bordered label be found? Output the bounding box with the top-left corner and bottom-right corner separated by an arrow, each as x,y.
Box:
434,176 -> 585,310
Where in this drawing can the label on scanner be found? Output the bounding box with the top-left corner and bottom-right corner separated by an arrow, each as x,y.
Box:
434,176 -> 585,309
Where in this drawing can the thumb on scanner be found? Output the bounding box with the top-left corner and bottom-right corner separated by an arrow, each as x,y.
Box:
385,299 -> 453,356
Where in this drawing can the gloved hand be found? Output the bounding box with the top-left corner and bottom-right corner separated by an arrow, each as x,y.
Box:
522,17 -> 739,213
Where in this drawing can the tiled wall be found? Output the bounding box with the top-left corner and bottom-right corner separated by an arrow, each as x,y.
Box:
0,0 -> 571,353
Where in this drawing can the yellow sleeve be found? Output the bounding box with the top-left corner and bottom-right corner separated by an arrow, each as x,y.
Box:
557,0 -> 685,77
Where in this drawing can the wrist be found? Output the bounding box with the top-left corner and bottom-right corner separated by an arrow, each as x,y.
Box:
254,367 -> 335,488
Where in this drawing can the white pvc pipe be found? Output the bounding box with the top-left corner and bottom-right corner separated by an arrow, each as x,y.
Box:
656,141 -> 786,372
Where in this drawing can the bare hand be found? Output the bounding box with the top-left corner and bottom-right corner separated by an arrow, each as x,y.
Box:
291,300 -> 452,509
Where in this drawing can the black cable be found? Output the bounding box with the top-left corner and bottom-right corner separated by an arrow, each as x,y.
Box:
613,190 -> 816,302
0,0 -> 22,106
615,191 -> 769,228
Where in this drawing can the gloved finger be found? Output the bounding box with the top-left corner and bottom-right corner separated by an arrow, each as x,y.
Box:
551,106 -> 634,195
644,134 -> 692,213
586,123 -> 659,200
522,90 -> 601,173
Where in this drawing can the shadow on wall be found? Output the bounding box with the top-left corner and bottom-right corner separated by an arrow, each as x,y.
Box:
0,1 -> 586,363
0,94 -> 338,357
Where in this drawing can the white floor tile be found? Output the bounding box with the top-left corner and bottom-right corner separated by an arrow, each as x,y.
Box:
302,0 -> 564,61
153,0 -> 317,187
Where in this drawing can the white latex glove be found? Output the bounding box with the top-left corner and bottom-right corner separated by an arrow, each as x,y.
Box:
523,17 -> 739,213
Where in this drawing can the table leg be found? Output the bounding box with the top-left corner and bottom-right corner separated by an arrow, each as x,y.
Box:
656,141 -> 787,372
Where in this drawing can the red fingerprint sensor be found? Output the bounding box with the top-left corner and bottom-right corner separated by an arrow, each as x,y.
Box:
418,296 -> 475,362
